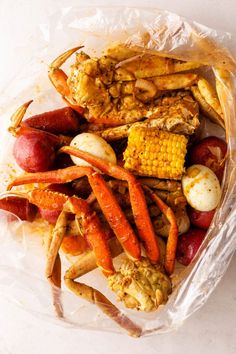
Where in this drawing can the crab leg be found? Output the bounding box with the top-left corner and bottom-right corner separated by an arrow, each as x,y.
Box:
152,73 -> 198,90
197,77 -> 223,118
7,166 -> 88,190
143,186 -> 178,275
45,230 -> 62,288
45,228 -> 64,318
60,147 -> 160,264
39,190 -> 140,335
47,196 -> 141,336
51,255 -> 63,318
3,189 -> 114,276
87,172 -> 141,261
46,210 -> 69,281
117,52 -> 202,79
66,196 -> 115,276
8,168 -> 141,262
64,250 -> 142,337
191,77 -> 225,128
48,46 -> 84,115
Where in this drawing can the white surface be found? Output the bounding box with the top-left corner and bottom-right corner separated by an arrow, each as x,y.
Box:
0,1 -> 236,353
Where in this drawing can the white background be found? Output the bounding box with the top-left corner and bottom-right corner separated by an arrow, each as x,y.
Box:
0,1 -> 236,353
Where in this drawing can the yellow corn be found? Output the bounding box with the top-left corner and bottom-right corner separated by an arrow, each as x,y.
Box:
123,126 -> 188,180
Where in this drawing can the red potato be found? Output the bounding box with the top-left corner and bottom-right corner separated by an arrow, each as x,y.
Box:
13,131 -> 56,172
176,228 -> 207,266
22,107 -> 81,135
0,196 -> 37,222
188,206 -> 215,229
189,136 -> 227,181
15,125 -> 72,148
39,184 -> 74,224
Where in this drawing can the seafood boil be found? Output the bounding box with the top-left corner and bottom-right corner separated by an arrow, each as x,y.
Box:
0,42 -> 227,337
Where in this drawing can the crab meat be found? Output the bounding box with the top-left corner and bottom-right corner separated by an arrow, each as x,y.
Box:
108,257 -> 172,311
93,92 -> 200,141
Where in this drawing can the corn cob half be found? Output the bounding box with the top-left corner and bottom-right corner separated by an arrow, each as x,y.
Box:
123,127 -> 188,180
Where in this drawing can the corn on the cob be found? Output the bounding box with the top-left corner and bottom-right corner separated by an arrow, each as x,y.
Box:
123,127 -> 188,180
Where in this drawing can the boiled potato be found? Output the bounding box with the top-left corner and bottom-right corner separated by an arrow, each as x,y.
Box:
70,133 -> 117,167
182,164 -> 221,211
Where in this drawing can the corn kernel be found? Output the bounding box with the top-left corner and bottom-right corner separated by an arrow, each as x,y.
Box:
123,126 -> 188,180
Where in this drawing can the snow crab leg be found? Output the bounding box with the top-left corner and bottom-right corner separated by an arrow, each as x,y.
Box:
45,222 -> 63,318
60,148 -> 161,263
60,148 -> 178,274
59,148 -> 179,273
3,187 -> 141,336
143,186 -> 178,275
8,160 -> 160,263
64,248 -> 142,337
8,169 -> 141,263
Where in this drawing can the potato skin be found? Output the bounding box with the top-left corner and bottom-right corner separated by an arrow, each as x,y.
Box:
188,206 -> 215,229
13,132 -> 55,172
176,228 -> 206,266
190,136 -> 227,181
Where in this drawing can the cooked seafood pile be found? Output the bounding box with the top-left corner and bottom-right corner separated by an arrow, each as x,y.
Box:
49,43 -> 224,129
0,42 -> 227,336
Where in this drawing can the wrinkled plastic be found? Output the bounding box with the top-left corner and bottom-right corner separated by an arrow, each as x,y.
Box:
0,7 -> 236,337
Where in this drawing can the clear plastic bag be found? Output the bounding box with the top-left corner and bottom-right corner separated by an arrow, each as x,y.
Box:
0,7 -> 236,337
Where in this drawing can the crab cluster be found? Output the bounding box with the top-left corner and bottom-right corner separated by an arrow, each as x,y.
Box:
0,42 -> 227,336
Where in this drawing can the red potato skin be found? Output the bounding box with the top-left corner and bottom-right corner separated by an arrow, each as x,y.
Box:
16,125 -> 71,148
13,132 -> 56,172
22,107 -> 81,135
176,228 -> 207,266
0,197 -> 37,222
190,136 -> 227,181
188,206 -> 215,229
39,184 -> 75,224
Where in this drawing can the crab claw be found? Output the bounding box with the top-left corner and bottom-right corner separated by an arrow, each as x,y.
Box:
8,100 -> 33,135
48,46 -> 85,115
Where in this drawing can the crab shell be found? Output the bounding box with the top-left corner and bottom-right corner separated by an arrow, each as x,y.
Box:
48,43 -> 225,130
